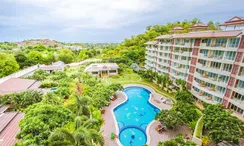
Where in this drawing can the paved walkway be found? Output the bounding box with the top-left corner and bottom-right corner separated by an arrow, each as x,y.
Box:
101,91 -> 126,146
148,121 -> 192,146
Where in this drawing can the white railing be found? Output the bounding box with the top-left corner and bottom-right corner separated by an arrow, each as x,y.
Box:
0,65 -> 39,84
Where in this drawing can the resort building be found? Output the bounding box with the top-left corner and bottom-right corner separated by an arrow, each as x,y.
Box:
40,61 -> 65,73
145,16 -> 244,116
0,78 -> 41,95
0,105 -> 24,146
85,63 -> 119,77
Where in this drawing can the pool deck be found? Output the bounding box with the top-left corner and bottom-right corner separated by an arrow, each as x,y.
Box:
101,84 -> 191,146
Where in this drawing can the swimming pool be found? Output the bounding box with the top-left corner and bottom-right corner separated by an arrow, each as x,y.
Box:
114,86 -> 160,146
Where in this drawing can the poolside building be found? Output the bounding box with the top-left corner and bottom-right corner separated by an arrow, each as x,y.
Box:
40,61 -> 65,73
85,63 -> 119,77
144,16 -> 244,117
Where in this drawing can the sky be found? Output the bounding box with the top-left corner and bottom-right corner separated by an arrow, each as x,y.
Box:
0,0 -> 244,43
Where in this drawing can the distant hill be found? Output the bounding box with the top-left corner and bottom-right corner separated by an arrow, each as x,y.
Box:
17,39 -> 64,47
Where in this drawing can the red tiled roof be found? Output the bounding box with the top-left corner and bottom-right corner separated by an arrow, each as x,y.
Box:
155,35 -> 173,39
219,16 -> 244,26
189,23 -> 209,30
0,113 -> 24,146
0,78 -> 41,95
172,30 -> 242,39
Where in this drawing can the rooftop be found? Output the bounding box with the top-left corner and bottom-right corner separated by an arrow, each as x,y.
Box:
0,78 -> 41,95
220,16 -> 244,26
40,61 -> 65,71
85,63 -> 119,72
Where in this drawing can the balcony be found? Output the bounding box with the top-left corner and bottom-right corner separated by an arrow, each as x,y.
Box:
200,43 -> 238,51
229,98 -> 244,110
191,89 -> 219,104
171,59 -> 189,65
169,72 -> 185,80
172,51 -> 192,57
170,65 -> 187,74
173,42 -> 193,48
158,61 -> 169,67
194,72 -> 227,87
146,47 -> 155,51
232,86 -> 244,95
192,80 -> 224,98
157,67 -> 168,74
158,42 -> 172,46
196,63 -> 231,76
158,49 -> 171,53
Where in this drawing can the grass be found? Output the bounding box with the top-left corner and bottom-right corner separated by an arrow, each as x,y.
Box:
195,116 -> 204,138
101,69 -> 176,103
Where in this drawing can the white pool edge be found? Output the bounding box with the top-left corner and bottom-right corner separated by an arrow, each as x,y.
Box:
110,91 -> 128,146
112,84 -> 163,146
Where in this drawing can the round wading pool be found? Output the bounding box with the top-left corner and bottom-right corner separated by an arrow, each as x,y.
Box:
114,86 -> 160,146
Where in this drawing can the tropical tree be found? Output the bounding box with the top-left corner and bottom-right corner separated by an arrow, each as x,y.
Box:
173,101 -> 200,123
158,134 -> 196,146
27,51 -> 43,64
0,52 -> 19,77
203,104 -> 244,143
155,110 -> 185,129
58,48 -> 75,63
175,91 -> 193,103
48,116 -> 104,146
175,79 -> 187,91
16,104 -> 74,145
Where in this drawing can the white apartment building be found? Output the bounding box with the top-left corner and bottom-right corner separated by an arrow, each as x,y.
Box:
145,16 -> 244,116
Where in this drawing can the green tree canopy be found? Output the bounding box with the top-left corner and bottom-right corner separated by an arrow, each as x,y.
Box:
58,48 -> 75,63
0,52 -> 19,77
16,103 -> 74,145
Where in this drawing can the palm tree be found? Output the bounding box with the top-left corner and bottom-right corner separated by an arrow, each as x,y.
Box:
49,116 -> 104,146
75,95 -> 91,117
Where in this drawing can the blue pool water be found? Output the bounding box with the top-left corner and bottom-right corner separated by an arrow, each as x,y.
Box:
114,86 -> 160,146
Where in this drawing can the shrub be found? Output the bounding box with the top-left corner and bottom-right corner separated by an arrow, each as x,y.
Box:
40,82 -> 58,88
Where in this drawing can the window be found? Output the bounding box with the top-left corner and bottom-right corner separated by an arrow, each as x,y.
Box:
217,86 -> 226,94
229,38 -> 240,48
214,96 -> 222,103
109,70 -> 117,73
236,80 -> 244,89
213,50 -> 224,59
215,38 -> 227,47
239,67 -> 244,76
210,62 -> 221,69
174,55 -> 179,60
219,75 -> 229,83
181,56 -> 187,60
231,104 -> 244,115
225,51 -> 236,60
184,39 -> 190,43
222,64 -> 232,72
233,92 -> 244,101
208,72 -> 218,78
203,38 -> 211,46
201,49 -> 209,56
199,59 -> 206,66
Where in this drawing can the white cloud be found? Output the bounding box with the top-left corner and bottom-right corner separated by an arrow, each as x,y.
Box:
2,0 -> 241,32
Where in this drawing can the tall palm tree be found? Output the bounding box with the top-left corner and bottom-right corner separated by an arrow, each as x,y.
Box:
49,116 -> 104,146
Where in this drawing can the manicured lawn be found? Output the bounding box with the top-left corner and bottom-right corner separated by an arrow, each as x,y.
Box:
101,69 -> 176,102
